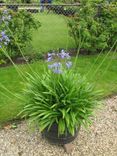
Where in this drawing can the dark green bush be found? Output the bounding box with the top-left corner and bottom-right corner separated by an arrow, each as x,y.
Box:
68,0 -> 117,53
0,9 -> 41,59
98,3 -> 117,49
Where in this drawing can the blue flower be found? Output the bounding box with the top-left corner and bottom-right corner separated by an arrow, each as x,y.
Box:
47,56 -> 53,62
2,10 -> 11,23
48,53 -> 52,57
47,52 -> 56,62
48,62 -> 62,74
0,31 -> 10,47
3,10 -> 8,14
48,64 -> 53,69
53,69 -> 63,74
1,31 -> 6,37
47,50 -> 72,74
66,61 -> 72,69
48,62 -> 61,69
53,62 -> 61,68
59,49 -> 71,59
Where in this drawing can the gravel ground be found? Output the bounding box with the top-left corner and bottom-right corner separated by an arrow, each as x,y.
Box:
0,96 -> 117,156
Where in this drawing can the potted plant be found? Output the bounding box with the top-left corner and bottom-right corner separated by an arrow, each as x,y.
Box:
19,50 -> 101,145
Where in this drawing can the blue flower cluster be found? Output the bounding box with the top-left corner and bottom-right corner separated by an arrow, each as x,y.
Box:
47,49 -> 72,74
47,49 -> 71,62
0,31 -> 10,48
48,62 -> 62,74
1,9 -> 11,24
0,9 -> 11,49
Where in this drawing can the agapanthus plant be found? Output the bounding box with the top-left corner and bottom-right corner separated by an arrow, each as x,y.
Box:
0,8 -> 40,58
20,49 -> 102,136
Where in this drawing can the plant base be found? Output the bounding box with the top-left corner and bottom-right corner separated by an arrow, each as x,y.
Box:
42,123 -> 79,145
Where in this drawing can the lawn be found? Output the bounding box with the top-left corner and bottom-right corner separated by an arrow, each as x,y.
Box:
0,53 -> 117,125
25,13 -> 75,54
0,9 -> 117,126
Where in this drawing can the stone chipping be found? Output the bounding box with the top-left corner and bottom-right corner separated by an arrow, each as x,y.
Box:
0,96 -> 117,156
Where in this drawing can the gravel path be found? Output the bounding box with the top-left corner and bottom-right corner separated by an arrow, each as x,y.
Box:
0,96 -> 117,156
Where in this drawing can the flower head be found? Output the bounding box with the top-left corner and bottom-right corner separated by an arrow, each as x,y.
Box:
1,31 -> 6,37
47,49 -> 72,74
2,9 -> 11,23
3,10 -> 8,14
59,49 -> 71,59
48,62 -> 61,69
47,56 -> 53,62
66,61 -> 72,69
53,69 -> 63,74
48,53 -> 52,57
48,62 -> 62,74
0,31 -> 10,47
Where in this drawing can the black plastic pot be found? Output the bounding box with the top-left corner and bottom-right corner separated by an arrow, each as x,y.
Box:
42,123 -> 79,145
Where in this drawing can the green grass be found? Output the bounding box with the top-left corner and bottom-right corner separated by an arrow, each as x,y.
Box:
0,53 -> 117,125
25,13 -> 75,54
0,12 -> 117,125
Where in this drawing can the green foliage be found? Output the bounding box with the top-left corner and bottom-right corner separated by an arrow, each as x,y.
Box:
98,2 -> 117,49
68,0 -> 117,53
21,0 -> 31,3
20,70 -> 101,135
0,53 -> 117,125
4,0 -> 32,3
0,59 -> 6,65
54,0 -> 79,3
0,9 -> 40,58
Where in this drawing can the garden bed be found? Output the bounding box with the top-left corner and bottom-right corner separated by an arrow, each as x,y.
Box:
0,57 -> 28,68
0,48 -> 102,68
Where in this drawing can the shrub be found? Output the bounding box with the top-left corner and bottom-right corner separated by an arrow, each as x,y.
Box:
98,2 -> 117,49
21,0 -> 31,3
0,9 -> 40,59
68,0 -> 117,53
20,50 -> 102,135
